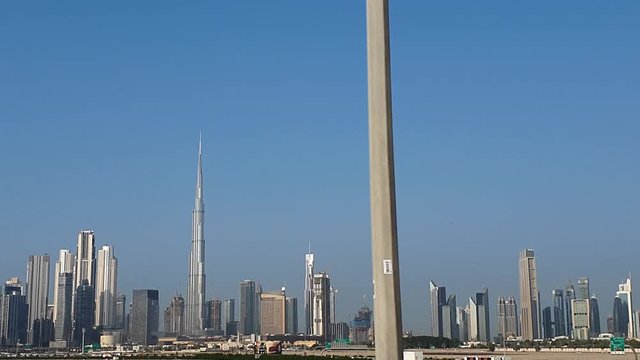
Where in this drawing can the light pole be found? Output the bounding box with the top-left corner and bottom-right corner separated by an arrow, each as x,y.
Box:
367,1 -> 403,360
82,328 -> 86,353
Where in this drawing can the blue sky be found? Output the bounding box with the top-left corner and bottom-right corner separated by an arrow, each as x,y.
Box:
1,1 -> 639,335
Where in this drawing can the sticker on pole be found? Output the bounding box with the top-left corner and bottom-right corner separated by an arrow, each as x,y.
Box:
383,259 -> 393,274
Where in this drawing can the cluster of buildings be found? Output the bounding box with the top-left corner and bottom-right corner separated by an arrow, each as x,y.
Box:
0,231 -> 159,348
430,248 -> 638,344
513,249 -> 635,342
0,138 -> 372,351
429,281 -> 490,343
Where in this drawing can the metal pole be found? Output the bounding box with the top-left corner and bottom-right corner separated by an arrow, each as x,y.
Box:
367,1 -> 403,360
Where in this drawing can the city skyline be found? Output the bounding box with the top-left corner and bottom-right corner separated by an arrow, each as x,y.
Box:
1,1 -> 639,335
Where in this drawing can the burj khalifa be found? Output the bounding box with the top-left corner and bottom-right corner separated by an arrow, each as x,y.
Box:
186,136 -> 205,335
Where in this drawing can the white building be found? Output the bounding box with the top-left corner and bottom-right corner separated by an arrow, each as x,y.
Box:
52,249 -> 74,322
95,245 -> 118,328
26,254 -> 50,344
312,273 -> 331,339
616,278 -> 635,338
571,298 -> 590,340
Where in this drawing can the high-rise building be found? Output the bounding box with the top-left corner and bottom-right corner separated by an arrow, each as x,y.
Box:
205,298 -> 222,332
163,294 -> 184,336
53,273 -> 73,344
26,254 -> 51,345
552,289 -> 565,337
115,294 -> 126,330
285,297 -> 298,334
589,296 -> 600,338
542,306 -> 553,339
565,283 -> 575,338
73,280 -> 96,345
224,298 -> 238,337
351,305 -> 372,345
571,298 -> 590,340
429,280 -> 446,337
467,298 -> 478,341
497,296 -> 519,341
616,278 -> 635,338
130,290 -> 159,345
457,306 -> 468,342
52,250 -> 74,323
607,314 -> 614,334
224,299 -> 235,324
613,296 -> 628,337
312,273 -> 331,340
95,245 -> 118,329
441,295 -> 458,340
329,287 -> 337,325
186,137 -> 206,336
239,280 -> 257,335
577,277 -> 590,300
0,278 -> 29,346
475,288 -> 490,342
518,249 -> 541,340
74,231 -> 96,289
304,251 -> 314,335
260,289 -> 286,335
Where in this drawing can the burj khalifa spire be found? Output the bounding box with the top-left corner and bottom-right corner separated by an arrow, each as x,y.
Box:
186,134 -> 206,335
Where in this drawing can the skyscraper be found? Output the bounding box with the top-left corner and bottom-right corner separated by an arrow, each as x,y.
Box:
304,250 -> 314,335
52,250 -> 74,323
589,296 -> 600,338
542,306 -> 553,339
497,296 -> 519,341
565,283 -> 575,338
239,280 -> 257,335
163,294 -> 184,336
26,254 -> 51,345
53,273 -> 73,344
285,297 -> 298,334
115,294 -> 126,330
74,231 -> 96,289
571,298 -> 590,340
73,280 -> 96,345
467,298 -> 478,341
441,295 -> 458,340
429,280 -> 446,337
351,305 -> 372,345
607,314 -> 614,334
131,289 -> 159,346
519,249 -> 541,340
205,298 -> 222,332
616,278 -> 634,338
577,277 -> 590,300
312,273 -> 331,340
260,289 -> 286,335
186,137 -> 206,335
613,296 -> 628,337
0,278 -> 29,346
224,298 -> 235,335
552,289 -> 565,337
498,296 -> 517,341
95,245 -> 118,329
329,286 -> 337,325
475,288 -> 490,342
457,306 -> 468,342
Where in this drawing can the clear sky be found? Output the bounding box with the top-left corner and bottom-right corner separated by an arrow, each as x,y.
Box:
1,1 -> 638,335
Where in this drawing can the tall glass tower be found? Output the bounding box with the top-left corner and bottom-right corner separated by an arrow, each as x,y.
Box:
518,249 -> 541,340
186,136 -> 206,335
